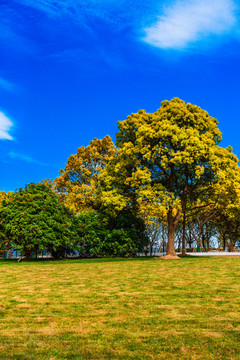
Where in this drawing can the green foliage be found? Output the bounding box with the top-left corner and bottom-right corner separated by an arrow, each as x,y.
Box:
0,183 -> 79,259
76,210 -> 148,257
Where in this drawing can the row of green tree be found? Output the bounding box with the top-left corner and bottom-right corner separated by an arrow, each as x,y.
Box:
0,184 -> 147,259
1,97 -> 240,259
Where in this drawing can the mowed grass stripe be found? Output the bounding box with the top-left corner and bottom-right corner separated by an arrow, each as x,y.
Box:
0,257 -> 239,359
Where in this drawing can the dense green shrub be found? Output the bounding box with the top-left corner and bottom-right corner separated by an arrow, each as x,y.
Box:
76,210 -> 148,257
0,183 -> 79,259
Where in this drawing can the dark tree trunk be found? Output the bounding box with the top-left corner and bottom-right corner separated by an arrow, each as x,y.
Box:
223,233 -> 226,251
206,238 -> 210,252
182,208 -> 186,255
178,232 -> 181,252
202,232 -> 205,251
25,248 -> 31,261
189,231 -> 192,249
229,235 -> 235,252
150,243 -> 153,256
144,246 -> 148,256
181,165 -> 188,255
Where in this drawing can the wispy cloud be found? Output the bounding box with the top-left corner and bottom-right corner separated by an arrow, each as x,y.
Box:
0,5 -> 37,55
17,0 -> 65,17
0,78 -> 16,93
46,46 -> 127,72
0,112 -> 14,140
143,0 -> 238,49
8,151 -> 47,166
15,0 -> 158,31
16,0 -> 118,21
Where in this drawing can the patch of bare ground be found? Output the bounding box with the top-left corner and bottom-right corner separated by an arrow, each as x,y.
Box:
161,330 -> 182,338
157,254 -> 180,260
204,332 -> 223,338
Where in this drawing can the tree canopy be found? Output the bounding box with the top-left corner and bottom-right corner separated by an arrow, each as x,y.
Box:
0,183 -> 79,259
100,98 -> 240,257
0,191 -> 7,204
55,135 -> 116,214
1,98 -> 240,259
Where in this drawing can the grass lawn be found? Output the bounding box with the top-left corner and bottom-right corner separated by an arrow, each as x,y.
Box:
0,256 -> 240,359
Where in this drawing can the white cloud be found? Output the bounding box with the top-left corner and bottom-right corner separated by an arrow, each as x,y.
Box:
143,0 -> 237,49
0,111 -> 13,140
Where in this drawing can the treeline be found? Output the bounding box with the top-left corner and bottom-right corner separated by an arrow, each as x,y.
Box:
1,97 -> 240,259
0,184 -> 148,259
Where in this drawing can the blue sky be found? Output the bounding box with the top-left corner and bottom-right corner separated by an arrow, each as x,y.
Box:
1,0 -> 240,192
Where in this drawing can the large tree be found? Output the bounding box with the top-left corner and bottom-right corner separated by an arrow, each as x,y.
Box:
55,135 -> 116,214
100,98 -> 240,257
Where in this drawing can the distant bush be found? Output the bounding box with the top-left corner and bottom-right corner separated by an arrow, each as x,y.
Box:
76,210 -> 148,257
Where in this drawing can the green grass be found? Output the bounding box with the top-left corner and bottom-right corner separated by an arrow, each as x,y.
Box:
0,256 -> 240,359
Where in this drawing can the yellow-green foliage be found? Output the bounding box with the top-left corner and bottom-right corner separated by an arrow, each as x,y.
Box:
0,191 -> 7,204
100,98 -> 240,254
55,135 -> 116,214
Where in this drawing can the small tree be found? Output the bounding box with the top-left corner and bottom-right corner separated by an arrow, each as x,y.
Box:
0,183 -> 79,259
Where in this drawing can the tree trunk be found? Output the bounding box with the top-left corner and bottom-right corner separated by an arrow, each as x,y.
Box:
181,165 -> 188,255
144,246 -> 148,256
167,218 -> 176,256
178,233 -> 181,252
206,238 -> 210,252
150,243 -> 153,256
229,236 -> 235,252
25,248 -> 31,261
165,165 -> 182,258
223,233 -> 226,251
202,233 -> 205,251
166,208 -> 181,257
182,208 -> 186,255
189,231 -> 192,249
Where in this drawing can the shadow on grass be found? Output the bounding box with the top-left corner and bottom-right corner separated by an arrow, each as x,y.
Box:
0,256 -> 159,266
0,254 -> 228,266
